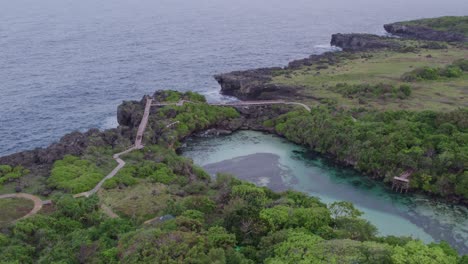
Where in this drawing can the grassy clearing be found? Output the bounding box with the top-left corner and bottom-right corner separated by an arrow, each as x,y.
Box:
0,198 -> 34,227
0,174 -> 47,197
99,179 -> 176,223
272,47 -> 468,111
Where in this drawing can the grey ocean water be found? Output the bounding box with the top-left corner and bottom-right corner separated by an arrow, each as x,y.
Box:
1,0 -> 468,155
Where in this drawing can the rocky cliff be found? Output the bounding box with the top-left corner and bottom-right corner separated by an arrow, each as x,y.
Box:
384,23 -> 467,42
214,33 -> 404,100
213,68 -> 302,100
0,127 -> 131,170
330,33 -> 402,51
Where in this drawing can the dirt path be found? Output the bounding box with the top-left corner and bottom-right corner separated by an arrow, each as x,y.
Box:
0,193 -> 43,221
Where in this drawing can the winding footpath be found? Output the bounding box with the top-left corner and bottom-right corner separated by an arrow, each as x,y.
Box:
211,100 -> 311,112
0,193 -> 43,221
0,97 -> 310,222
153,99 -> 312,112
0,98 -> 154,221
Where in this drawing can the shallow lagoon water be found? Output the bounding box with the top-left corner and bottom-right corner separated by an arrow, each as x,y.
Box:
182,130 -> 468,254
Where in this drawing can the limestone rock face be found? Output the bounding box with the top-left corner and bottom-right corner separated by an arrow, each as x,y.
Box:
330,33 -> 401,51
384,23 -> 467,42
117,100 -> 145,128
214,67 -> 295,100
0,131 -> 92,168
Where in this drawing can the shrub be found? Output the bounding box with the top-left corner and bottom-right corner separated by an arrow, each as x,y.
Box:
453,59 -> 468,71
331,83 -> 411,100
102,167 -> 138,189
418,67 -> 440,80
0,165 -> 29,185
182,196 -> 216,214
148,164 -> 175,184
441,65 -> 463,78
420,42 -> 448,49
48,155 -> 104,194
192,165 -> 210,180
399,84 -> 412,97
402,60 -> 467,82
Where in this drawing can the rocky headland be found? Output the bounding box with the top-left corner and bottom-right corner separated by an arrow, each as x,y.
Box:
384,16 -> 468,42
214,16 -> 467,100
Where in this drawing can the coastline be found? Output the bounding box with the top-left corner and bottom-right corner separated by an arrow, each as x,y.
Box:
1,18 -> 467,205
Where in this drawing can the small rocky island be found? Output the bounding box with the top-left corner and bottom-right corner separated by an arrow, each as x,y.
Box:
0,16 -> 467,263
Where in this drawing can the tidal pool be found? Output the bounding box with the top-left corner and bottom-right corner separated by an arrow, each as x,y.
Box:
181,130 -> 468,254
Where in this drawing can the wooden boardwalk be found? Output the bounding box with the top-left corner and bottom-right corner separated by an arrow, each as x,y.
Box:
152,99 -> 311,112
0,98 -> 155,222
135,97 -> 153,148
0,96 -> 310,223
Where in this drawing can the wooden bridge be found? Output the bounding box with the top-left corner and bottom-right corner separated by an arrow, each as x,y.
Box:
152,99 -> 311,112
391,170 -> 413,193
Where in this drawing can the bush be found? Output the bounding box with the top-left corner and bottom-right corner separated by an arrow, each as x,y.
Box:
48,155 -> 104,194
418,67 -> 440,80
399,84 -> 412,97
0,165 -> 29,186
182,196 -> 216,214
420,42 -> 448,49
148,164 -> 175,184
402,60 -> 467,81
103,167 -> 138,189
441,65 -> 463,78
192,165 -> 210,180
453,59 -> 468,71
331,83 -> 411,100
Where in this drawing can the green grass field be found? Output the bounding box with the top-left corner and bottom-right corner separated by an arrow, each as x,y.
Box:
0,198 -> 34,227
272,46 -> 468,111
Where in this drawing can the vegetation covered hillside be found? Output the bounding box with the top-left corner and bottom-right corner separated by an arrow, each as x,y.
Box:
0,92 -> 466,263
214,29 -> 468,202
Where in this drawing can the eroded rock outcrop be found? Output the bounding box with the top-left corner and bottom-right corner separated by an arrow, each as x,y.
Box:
0,128 -> 129,170
215,33 -> 407,100
214,68 -> 301,100
0,131 -> 92,168
384,23 -> 467,42
330,33 -> 402,51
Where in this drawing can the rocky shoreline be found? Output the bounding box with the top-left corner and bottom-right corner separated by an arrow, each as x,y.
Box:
1,92 -> 467,206
214,18 -> 467,100
214,33 -> 403,100
384,21 -> 467,42
1,17 -> 466,205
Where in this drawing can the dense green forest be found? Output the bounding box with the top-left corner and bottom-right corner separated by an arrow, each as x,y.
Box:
266,107 -> 468,199
0,143 -> 464,263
